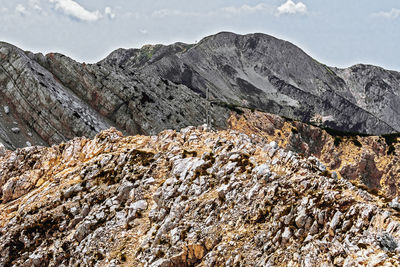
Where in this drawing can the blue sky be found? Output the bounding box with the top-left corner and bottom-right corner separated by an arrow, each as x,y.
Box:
0,0 -> 399,71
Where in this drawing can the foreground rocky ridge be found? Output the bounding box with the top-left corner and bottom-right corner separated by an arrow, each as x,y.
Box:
229,110 -> 400,199
1,126 -> 400,266
2,32 -> 400,149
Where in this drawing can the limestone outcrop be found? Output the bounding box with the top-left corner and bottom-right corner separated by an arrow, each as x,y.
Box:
229,110 -> 400,198
1,126 -> 400,265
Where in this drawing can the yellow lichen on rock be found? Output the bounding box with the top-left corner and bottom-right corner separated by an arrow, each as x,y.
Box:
1,120 -> 400,265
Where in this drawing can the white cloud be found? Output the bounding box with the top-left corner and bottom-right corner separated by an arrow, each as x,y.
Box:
139,29 -> 148,34
221,3 -> 271,15
49,0 -> 103,22
277,0 -> 307,16
16,4 -> 29,16
153,4 -> 272,18
152,9 -> 187,18
152,8 -> 219,18
29,0 -> 43,12
373,8 -> 400,19
105,6 -> 115,19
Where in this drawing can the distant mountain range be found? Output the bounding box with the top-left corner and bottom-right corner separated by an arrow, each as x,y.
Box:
1,31 -> 400,149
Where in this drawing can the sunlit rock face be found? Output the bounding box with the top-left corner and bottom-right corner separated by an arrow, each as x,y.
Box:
2,31 -> 400,265
229,110 -> 400,198
1,125 -> 400,266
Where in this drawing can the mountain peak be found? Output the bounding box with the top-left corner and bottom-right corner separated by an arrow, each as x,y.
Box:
2,32 -> 400,265
1,31 -> 400,152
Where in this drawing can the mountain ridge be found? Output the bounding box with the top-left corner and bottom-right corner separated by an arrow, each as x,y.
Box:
1,123 -> 400,265
3,32 -> 400,264
104,32 -> 400,134
1,32 -> 400,150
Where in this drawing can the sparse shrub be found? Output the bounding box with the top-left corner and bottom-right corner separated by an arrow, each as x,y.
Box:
334,136 -> 342,147
120,253 -> 127,262
351,138 -> 362,148
387,145 -> 396,155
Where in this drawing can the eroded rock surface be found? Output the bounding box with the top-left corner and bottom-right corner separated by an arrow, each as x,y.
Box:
0,42 -> 111,149
229,109 -> 400,198
2,32 -> 400,149
110,32 -> 400,135
0,41 -> 228,150
1,127 -> 400,266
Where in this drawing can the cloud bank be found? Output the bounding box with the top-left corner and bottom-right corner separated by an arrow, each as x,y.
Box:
16,4 -> 29,16
277,0 -> 307,15
29,0 -> 42,12
221,3 -> 271,15
104,7 -> 115,20
152,3 -> 273,19
373,8 -> 400,19
49,0 -> 103,22
152,9 -> 197,18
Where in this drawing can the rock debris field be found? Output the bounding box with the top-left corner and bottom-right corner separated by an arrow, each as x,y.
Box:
1,126 -> 400,266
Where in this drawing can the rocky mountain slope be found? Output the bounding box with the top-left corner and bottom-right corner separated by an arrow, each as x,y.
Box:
1,32 -> 400,149
230,110 -> 400,199
108,32 -> 400,135
0,41 -> 228,150
2,125 -> 400,266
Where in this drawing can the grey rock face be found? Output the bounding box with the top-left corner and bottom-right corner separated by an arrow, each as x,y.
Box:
111,32 -> 399,135
0,42 -> 228,150
378,232 -> 398,252
33,51 -> 229,136
0,42 -> 112,149
0,143 -> 5,157
10,128 -> 20,134
389,198 -> 400,211
1,32 -> 400,149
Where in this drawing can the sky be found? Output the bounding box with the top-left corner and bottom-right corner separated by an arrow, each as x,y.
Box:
0,0 -> 399,71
